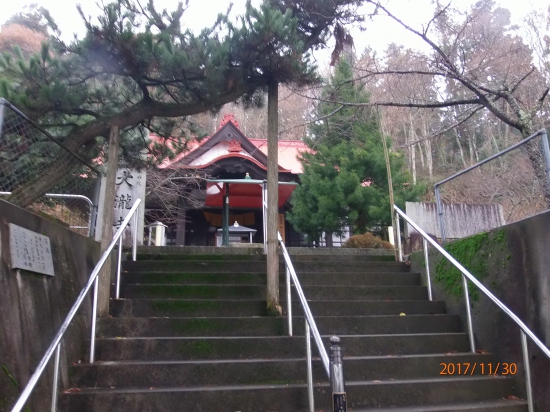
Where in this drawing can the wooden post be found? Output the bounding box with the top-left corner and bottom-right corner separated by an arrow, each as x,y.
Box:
266,80 -> 281,316
223,184 -> 230,246
98,125 -> 120,316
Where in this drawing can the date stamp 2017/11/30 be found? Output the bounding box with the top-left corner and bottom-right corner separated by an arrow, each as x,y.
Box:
440,362 -> 518,376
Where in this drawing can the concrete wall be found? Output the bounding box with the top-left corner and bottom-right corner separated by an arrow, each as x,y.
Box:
0,199 -> 100,412
406,201 -> 505,238
410,209 -> 550,411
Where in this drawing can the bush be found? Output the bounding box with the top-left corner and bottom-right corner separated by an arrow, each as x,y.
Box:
343,232 -> 394,249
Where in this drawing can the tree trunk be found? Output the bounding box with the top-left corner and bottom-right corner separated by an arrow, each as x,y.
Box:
266,81 -> 281,316
422,120 -> 433,179
454,129 -> 467,168
98,125 -> 120,316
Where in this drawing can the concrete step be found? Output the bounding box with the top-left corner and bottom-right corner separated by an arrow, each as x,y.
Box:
119,284 -> 428,300
134,253 -> 396,262
109,299 -> 446,318
58,376 -> 518,412
69,353 -> 497,388
97,315 -> 461,338
122,260 -> 410,273
119,271 -> 421,286
92,333 -> 471,361
353,399 -> 528,411
134,245 -> 394,258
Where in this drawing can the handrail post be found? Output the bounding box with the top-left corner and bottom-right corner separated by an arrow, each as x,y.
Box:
89,277 -> 99,363
541,131 -> 550,203
305,320 -> 314,412
461,275 -> 476,353
395,211 -> 403,262
330,336 -> 347,412
521,331 -> 534,412
286,265 -> 292,336
50,344 -> 61,412
262,181 -> 267,254
423,238 -> 433,301
435,185 -> 446,244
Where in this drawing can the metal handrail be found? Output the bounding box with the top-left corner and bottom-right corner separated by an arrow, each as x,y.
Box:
434,129 -> 549,243
394,204 -> 550,412
278,232 -> 332,412
10,199 -> 141,412
0,192 -> 95,236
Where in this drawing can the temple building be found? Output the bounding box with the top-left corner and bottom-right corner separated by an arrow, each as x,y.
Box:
149,114 -> 309,246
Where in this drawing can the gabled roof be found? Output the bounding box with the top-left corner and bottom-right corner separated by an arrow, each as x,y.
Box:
157,114 -> 309,174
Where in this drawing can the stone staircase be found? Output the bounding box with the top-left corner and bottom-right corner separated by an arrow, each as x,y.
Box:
59,248 -> 528,411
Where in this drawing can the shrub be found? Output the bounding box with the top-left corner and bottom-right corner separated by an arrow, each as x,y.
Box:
343,232 -> 394,249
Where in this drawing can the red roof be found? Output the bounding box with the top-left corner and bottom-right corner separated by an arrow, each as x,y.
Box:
248,139 -> 309,174
153,114 -> 309,173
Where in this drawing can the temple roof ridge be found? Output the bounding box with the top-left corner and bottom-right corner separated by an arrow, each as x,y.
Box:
218,114 -> 240,130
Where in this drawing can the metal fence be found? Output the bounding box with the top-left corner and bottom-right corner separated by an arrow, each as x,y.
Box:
435,129 -> 550,242
0,98 -> 102,236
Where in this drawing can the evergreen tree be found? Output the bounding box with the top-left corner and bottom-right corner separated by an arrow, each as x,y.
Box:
0,0 -> 365,207
287,59 -> 423,241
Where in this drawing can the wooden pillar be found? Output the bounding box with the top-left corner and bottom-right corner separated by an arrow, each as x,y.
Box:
223,184 -> 230,246
176,201 -> 186,246
266,80 -> 281,316
98,125 -> 119,316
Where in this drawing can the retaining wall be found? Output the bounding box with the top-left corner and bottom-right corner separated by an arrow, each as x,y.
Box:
0,199 -> 100,412
410,209 -> 550,411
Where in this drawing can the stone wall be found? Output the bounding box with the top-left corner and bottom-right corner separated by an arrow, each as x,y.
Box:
0,199 -> 100,412
410,209 -> 550,411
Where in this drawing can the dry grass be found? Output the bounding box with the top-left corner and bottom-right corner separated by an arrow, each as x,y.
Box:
343,232 -> 394,249
0,24 -> 45,55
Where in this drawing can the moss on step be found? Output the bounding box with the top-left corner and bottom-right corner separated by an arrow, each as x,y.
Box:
134,254 -> 263,261
173,318 -> 220,333
133,284 -> 260,299
133,273 -> 262,284
185,340 -> 216,357
151,300 -> 224,312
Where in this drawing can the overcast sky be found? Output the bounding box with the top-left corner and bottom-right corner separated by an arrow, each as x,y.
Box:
1,0 -> 549,65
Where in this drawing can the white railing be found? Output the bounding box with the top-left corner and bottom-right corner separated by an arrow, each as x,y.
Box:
11,199 -> 141,412
0,192 -> 95,236
278,232 -> 346,412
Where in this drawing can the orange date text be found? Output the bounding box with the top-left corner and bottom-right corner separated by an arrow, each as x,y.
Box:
439,362 -> 518,376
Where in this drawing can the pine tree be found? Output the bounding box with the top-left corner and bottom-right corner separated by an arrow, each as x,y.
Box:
287,58 -> 424,241
0,0 -> 365,207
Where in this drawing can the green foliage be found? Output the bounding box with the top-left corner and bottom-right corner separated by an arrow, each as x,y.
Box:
1,365 -> 18,388
0,0 -> 367,205
343,232 -> 394,249
435,232 -> 491,300
287,59 -> 424,239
